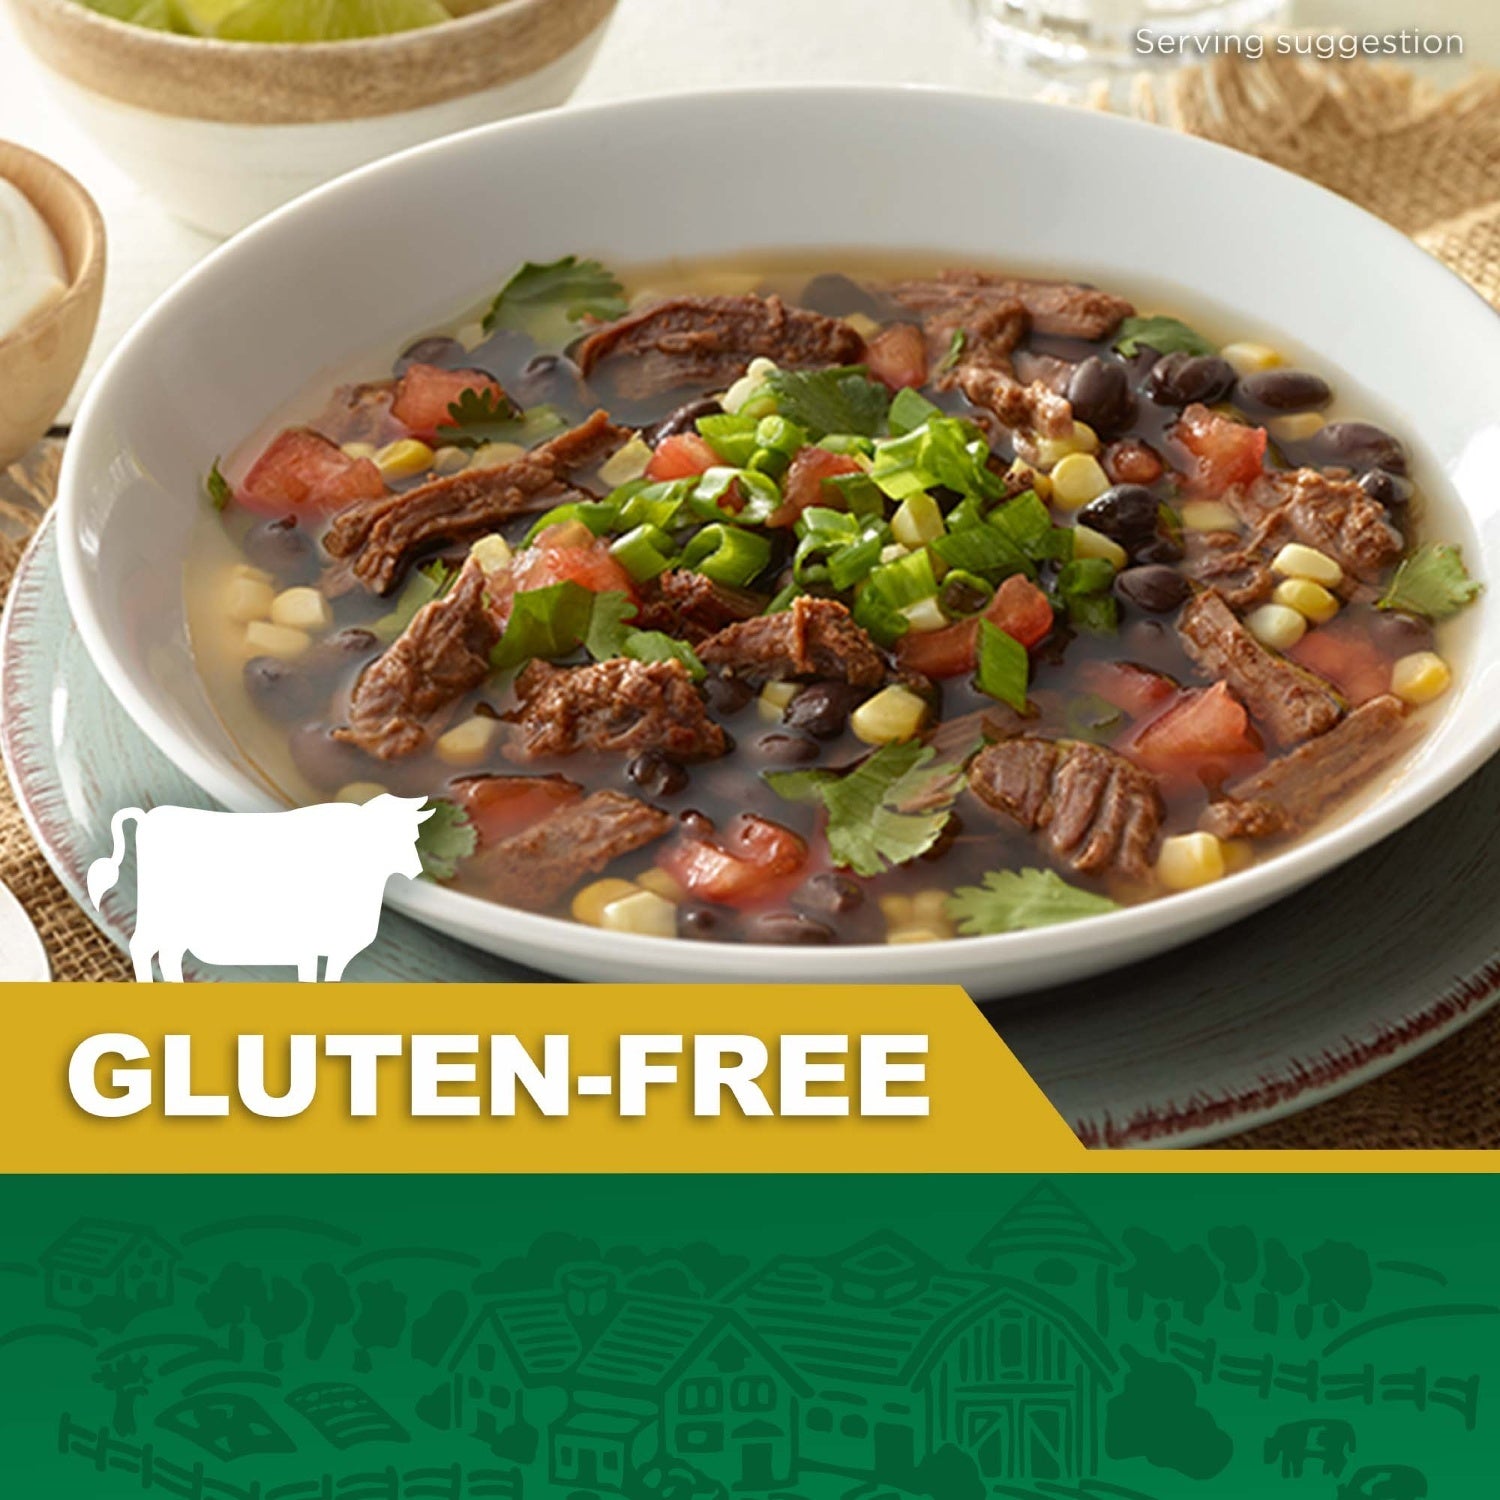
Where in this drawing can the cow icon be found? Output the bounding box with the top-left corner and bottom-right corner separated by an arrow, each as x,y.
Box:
86,797 -> 434,982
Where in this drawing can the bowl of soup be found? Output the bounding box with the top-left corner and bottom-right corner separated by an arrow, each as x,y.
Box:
55,88 -> 1500,994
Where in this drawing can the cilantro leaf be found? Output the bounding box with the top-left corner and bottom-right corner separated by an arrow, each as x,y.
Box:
947,868 -> 1119,936
621,630 -> 706,681
763,366 -> 891,439
939,327 -> 966,373
436,387 -> 567,449
1055,557 -> 1119,635
415,799 -> 477,882
1377,542 -> 1481,621
483,256 -> 627,345
206,459 -> 233,512
582,589 -> 705,679
491,581 -> 597,672
1113,314 -> 1217,359
765,741 -> 964,878
975,620 -> 1029,712
372,559 -> 455,642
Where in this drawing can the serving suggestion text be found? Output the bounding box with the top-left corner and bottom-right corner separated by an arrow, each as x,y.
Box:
66,1032 -> 929,1120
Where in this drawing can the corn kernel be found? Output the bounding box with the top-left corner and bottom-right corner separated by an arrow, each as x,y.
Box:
1246,603 -> 1308,652
1221,341 -> 1282,376
901,596 -> 949,634
1220,838 -> 1256,874
469,534 -> 513,575
341,441 -> 377,460
435,715 -> 496,767
1273,578 -> 1340,624
1268,412 -> 1325,444
636,867 -> 685,903
336,781 -> 387,804
844,311 -> 882,339
231,562 -> 273,585
470,441 -> 526,470
892,492 -> 945,549
1072,524 -> 1127,570
1271,542 -> 1343,587
598,434 -> 654,488
758,680 -> 799,722
600,889 -> 679,938
244,620 -> 310,661
911,890 -> 952,926
225,574 -> 275,623
851,685 -> 928,745
1049,453 -> 1110,509
1005,459 -> 1050,501
270,585 -> 333,634
431,445 -> 470,476
879,894 -> 914,926
1157,832 -> 1227,891
572,878 -> 639,927
1391,651 -> 1451,706
887,926 -> 945,945
1031,421 -> 1099,472
1180,500 -> 1240,533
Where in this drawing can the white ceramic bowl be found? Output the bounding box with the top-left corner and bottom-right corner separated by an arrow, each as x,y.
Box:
58,87 -> 1500,996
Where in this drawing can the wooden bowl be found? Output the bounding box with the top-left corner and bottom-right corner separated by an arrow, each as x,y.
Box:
0,142 -> 104,470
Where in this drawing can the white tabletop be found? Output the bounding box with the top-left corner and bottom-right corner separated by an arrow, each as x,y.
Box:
0,0 -> 1493,420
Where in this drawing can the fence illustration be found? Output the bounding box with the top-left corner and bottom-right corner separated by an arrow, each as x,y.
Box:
58,1417 -> 523,1500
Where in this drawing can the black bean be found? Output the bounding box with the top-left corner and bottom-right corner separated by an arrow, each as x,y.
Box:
1067,356 -> 1136,436
754,732 -> 820,765
1078,484 -> 1159,547
1132,533 -> 1185,566
517,353 -> 588,412
678,902 -> 736,942
243,657 -> 319,724
626,750 -> 689,797
1316,421 -> 1408,476
1146,352 -> 1237,408
1236,368 -> 1332,413
798,272 -> 883,320
289,724 -> 372,792
785,682 -> 863,739
241,514 -> 318,582
644,396 -> 722,445
679,809 -> 717,840
1116,564 -> 1191,614
704,674 -> 754,715
395,334 -> 467,376
1367,609 -> 1434,656
1358,469 -> 1412,509
792,872 -> 866,919
304,627 -> 381,686
743,909 -> 835,945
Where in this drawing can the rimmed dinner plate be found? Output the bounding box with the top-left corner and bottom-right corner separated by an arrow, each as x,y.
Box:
6,517 -> 1498,1145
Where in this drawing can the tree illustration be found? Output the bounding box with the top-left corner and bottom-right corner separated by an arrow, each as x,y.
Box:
472,1231 -> 601,1294
252,1274 -> 309,1371
1117,1228 -> 1221,1324
1255,1238 -> 1305,1334
351,1279 -> 407,1373
1208,1226 -> 1258,1311
910,1442 -> 984,1500
302,1262 -> 356,1360
196,1263 -> 266,1362
1106,1345 -> 1233,1480
411,1290 -> 469,1367
93,1353 -> 150,1436
1299,1241 -> 1373,1335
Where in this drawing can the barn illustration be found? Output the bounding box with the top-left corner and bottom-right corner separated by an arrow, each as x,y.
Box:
39,1219 -> 179,1320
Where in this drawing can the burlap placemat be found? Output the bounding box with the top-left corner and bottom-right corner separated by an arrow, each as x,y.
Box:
1,54 -> 1497,1143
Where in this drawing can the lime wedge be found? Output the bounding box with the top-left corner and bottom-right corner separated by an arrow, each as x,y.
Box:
214,0 -> 451,41
81,0 -> 186,30
175,0 -> 243,34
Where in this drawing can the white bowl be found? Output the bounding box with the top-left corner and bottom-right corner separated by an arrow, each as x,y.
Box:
57,87 -> 1500,996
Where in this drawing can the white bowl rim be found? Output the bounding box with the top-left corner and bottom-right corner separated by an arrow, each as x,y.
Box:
56,83 -> 1500,986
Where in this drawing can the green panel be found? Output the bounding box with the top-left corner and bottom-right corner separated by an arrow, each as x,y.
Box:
0,1176 -> 1494,1498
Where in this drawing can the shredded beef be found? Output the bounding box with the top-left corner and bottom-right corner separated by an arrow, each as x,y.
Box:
1200,695 -> 1409,839
697,597 -> 885,688
466,791 -> 673,911
1227,465 -> 1404,582
324,411 -> 629,595
1183,530 -> 1276,610
633,569 -> 766,644
574,294 -> 865,401
1177,589 -> 1342,745
336,558 -> 499,760
506,657 -> 728,763
969,737 -> 1164,880
885,270 -> 1134,341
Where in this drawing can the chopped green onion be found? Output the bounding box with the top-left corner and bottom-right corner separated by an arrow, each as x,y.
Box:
610,524 -> 676,582
975,620 -> 1029,712
866,548 -> 938,611
615,478 -> 693,531
887,386 -> 943,437
680,523 -> 772,587
696,413 -> 760,467
939,569 -> 995,619
766,582 -> 802,613
930,524 -> 1031,581
1055,557 -> 1120,635
854,583 -> 909,647
690,466 -> 782,526
523,500 -> 619,544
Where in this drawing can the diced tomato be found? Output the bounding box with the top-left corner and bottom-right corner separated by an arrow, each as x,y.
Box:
986,574 -> 1055,649
1290,624 -> 1390,705
864,323 -> 928,392
894,575 -> 1055,679
238,427 -> 385,516
646,433 -> 718,481
767,446 -> 864,528
1078,660 -> 1178,720
490,524 -> 638,627
454,775 -> 582,845
390,364 -> 503,439
1171,403 -> 1268,496
1128,681 -> 1261,780
658,814 -> 808,909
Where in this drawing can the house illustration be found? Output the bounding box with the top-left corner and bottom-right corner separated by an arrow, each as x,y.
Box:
729,1229 -> 1117,1486
449,1275 -> 806,1493
39,1219 -> 179,1318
